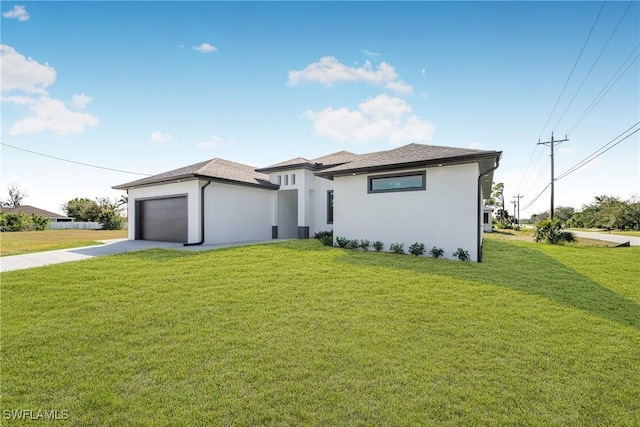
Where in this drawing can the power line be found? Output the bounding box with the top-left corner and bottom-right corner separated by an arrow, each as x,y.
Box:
556,122 -> 639,181
552,1 -> 635,132
538,1 -> 606,140
523,155 -> 550,197
566,47 -> 640,135
521,183 -> 551,212
515,145 -> 541,195
0,142 -> 152,176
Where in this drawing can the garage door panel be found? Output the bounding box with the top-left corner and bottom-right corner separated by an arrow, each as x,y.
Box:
138,197 -> 187,242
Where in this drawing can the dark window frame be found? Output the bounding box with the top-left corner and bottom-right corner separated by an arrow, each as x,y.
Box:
291,174 -> 296,185
367,171 -> 426,194
327,190 -> 334,224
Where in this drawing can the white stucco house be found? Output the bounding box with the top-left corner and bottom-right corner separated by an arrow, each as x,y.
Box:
113,143 -> 501,261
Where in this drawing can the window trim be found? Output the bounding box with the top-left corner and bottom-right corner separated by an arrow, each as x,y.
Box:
284,175 -> 289,185
327,190 -> 334,224
291,174 -> 296,185
367,171 -> 426,194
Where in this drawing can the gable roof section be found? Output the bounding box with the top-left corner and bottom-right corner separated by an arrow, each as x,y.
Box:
0,205 -> 69,219
113,158 -> 277,190
311,150 -> 360,167
317,143 -> 501,177
256,150 -> 360,173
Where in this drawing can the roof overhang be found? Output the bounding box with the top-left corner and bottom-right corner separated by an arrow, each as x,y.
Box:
112,174 -> 279,191
256,162 -> 350,174
317,152 -> 501,178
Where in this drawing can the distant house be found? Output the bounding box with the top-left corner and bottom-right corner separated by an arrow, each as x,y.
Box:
0,205 -> 72,222
483,206 -> 495,233
114,143 -> 501,261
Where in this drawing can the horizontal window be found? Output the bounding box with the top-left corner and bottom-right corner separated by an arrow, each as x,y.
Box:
368,171 -> 426,193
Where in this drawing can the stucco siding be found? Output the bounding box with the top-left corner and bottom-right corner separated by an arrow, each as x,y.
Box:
127,180 -> 201,243
204,182 -> 274,244
333,163 -> 480,260
310,176 -> 334,235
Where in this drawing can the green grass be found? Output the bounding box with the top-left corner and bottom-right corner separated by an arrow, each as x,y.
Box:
2,238 -> 639,425
0,229 -> 128,256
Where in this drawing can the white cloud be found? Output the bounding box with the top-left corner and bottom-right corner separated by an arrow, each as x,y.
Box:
468,142 -> 484,149
362,49 -> 379,57
151,131 -> 173,142
288,56 -> 413,94
8,96 -> 99,135
193,43 -> 217,53
197,135 -> 233,148
1,95 -> 34,105
70,93 -> 92,109
1,45 -> 99,136
304,94 -> 435,145
3,5 -> 29,21
359,93 -> 412,119
384,80 -> 413,94
0,44 -> 56,93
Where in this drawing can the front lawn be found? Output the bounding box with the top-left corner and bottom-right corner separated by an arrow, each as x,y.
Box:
2,238 -> 639,425
0,229 -> 128,256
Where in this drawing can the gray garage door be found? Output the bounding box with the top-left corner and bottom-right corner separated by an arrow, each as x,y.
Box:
137,197 -> 188,242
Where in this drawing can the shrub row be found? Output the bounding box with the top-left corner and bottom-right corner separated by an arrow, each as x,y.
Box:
314,231 -> 470,261
0,212 -> 49,232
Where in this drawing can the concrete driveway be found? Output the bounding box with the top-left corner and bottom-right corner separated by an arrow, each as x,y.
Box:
1,238 -> 285,273
571,231 -> 639,246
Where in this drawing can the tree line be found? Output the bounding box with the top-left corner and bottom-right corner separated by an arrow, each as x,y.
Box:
0,184 -> 126,232
530,195 -> 640,231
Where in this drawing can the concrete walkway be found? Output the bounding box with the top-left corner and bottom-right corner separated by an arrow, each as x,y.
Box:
571,231 -> 639,246
0,238 -> 287,273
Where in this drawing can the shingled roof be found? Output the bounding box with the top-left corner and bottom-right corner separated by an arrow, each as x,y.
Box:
256,150 -> 360,173
0,205 -> 70,219
113,158 -> 277,190
317,143 -> 501,176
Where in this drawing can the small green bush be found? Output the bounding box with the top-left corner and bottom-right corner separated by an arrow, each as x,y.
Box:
335,236 -> 348,248
408,242 -> 425,256
534,219 -> 575,244
0,212 -> 49,232
314,230 -> 334,246
98,209 -> 123,230
359,239 -> 371,251
345,239 -> 360,250
453,248 -> 470,262
429,246 -> 444,258
390,242 -> 404,254
558,231 -> 575,242
373,241 -> 384,252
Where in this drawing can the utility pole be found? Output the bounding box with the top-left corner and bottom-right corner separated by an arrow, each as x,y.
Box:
538,132 -> 568,220
513,194 -> 523,227
511,199 -> 517,225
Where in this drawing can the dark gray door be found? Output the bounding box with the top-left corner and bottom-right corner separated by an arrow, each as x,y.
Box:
137,197 -> 188,242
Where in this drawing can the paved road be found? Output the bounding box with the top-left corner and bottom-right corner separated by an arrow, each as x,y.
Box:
0,238 -> 285,273
571,231 -> 639,246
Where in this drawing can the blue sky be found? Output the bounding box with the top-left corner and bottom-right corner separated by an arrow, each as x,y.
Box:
1,1 -> 638,217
